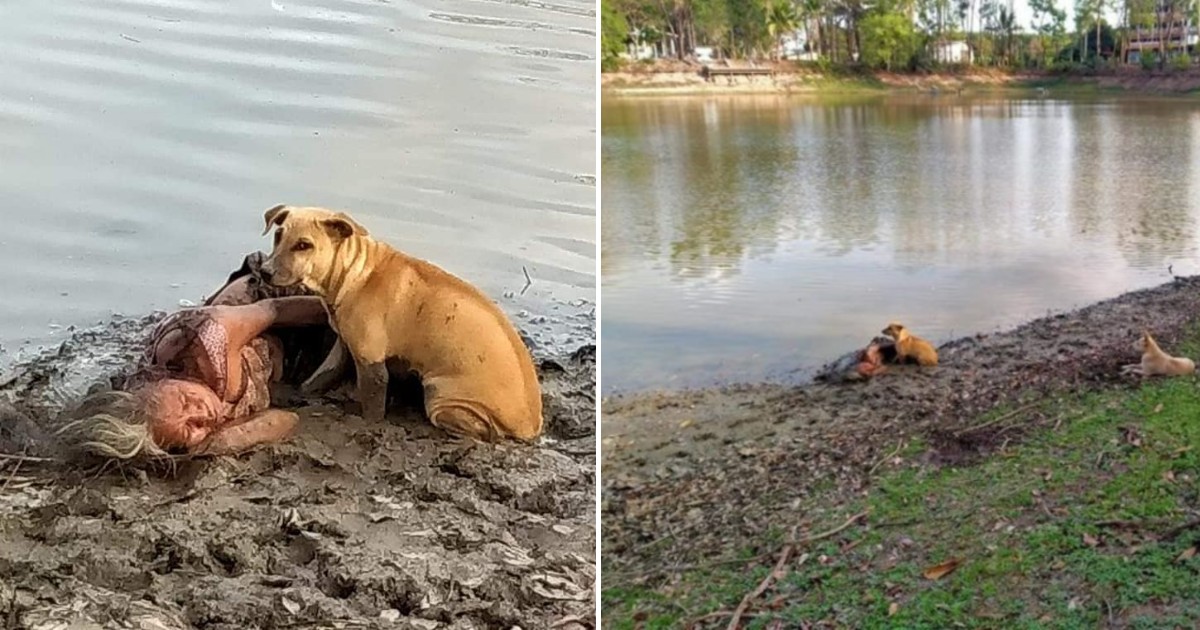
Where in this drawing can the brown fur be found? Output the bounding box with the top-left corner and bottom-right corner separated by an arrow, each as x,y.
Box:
259,205 -> 543,442
881,322 -> 939,367
1122,330 -> 1195,377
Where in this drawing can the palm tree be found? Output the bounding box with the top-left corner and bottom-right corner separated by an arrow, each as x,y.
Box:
997,4 -> 1016,63
801,0 -> 825,57
765,0 -> 802,59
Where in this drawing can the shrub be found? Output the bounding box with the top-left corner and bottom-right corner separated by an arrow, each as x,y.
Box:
1140,51 -> 1158,71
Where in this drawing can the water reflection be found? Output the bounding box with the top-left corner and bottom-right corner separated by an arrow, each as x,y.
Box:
0,0 -> 596,364
602,94 -> 1200,392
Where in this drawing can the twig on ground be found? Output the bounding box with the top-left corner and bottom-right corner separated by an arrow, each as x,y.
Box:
684,610 -> 759,629
0,453 -> 53,463
725,546 -> 799,630
1163,516 -> 1200,540
1094,518 -> 1163,530
521,266 -> 533,296
953,401 -> 1042,437
615,510 -> 868,587
0,449 -> 26,493
867,440 -> 904,476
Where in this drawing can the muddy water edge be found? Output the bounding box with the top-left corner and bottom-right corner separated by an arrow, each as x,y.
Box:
0,307 -> 596,629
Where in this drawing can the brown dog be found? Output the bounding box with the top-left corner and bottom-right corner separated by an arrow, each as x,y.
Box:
1122,330 -> 1195,377
881,322 -> 938,367
259,205 -> 543,441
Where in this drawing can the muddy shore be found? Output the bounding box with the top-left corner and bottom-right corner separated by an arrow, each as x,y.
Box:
0,308 -> 595,629
602,64 -> 1200,96
602,276 -> 1200,580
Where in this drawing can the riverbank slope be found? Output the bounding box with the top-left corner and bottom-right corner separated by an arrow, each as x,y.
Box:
603,63 -> 1200,95
603,276 -> 1200,627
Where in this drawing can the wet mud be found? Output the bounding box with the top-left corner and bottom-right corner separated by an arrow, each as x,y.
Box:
0,308 -> 595,629
602,276 -> 1200,578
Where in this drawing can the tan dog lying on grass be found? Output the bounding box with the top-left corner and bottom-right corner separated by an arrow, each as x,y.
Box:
1121,331 -> 1195,377
260,205 -> 543,442
881,322 -> 939,367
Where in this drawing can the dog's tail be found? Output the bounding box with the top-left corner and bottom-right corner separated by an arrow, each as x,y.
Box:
56,389 -> 167,461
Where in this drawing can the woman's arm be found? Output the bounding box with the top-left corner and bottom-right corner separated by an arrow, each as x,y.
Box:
193,409 -> 298,455
216,297 -> 329,351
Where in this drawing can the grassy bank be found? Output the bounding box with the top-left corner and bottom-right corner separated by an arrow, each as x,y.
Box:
603,327 -> 1200,628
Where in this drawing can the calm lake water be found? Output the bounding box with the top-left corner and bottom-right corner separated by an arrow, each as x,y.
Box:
602,93 -> 1200,393
0,0 -> 595,366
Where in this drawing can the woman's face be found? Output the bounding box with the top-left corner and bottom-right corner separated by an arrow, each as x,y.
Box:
141,379 -> 224,450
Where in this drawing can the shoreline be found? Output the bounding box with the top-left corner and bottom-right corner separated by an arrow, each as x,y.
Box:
602,66 -> 1200,96
603,274 -> 1200,478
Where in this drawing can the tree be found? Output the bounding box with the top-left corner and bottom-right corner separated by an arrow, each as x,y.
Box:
1030,0 -> 1066,66
765,0 -> 802,59
1126,0 -> 1157,64
694,0 -> 732,55
859,10 -> 918,69
602,0 -> 631,69
982,0 -> 1017,64
800,0 -> 826,56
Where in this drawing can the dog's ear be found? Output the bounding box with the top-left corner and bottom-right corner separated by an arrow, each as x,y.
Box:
322,212 -> 369,240
262,204 -> 290,236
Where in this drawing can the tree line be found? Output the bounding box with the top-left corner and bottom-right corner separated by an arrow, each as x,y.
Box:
601,0 -> 1200,71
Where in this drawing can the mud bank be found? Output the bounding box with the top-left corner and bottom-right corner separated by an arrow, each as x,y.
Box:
0,310 -> 596,629
603,276 -> 1200,576
602,65 -> 1200,96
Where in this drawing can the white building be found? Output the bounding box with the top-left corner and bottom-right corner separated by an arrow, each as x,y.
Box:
780,31 -> 819,60
930,40 -> 973,64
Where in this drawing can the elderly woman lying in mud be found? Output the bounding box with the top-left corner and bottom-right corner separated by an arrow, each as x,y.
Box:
58,254 -> 338,458
816,322 -> 941,383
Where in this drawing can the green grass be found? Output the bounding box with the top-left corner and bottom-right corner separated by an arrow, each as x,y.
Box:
604,334 -> 1200,628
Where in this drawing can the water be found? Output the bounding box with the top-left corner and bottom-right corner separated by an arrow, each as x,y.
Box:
602,93 -> 1200,393
0,0 -> 596,367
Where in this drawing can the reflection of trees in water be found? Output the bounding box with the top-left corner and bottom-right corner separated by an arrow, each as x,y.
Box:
604,97 -> 1200,283
600,102 -> 676,280
1067,101 -> 1197,269
665,100 -> 800,283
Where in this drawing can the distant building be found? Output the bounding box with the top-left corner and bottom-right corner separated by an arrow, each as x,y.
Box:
780,31 -> 818,60
620,28 -> 676,61
1126,0 -> 1199,62
930,40 -> 973,64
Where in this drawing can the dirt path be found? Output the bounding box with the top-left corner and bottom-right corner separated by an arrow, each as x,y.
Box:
602,276 -> 1200,579
0,312 -> 595,629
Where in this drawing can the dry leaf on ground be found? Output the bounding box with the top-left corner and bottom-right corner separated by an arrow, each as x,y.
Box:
1083,532 -> 1100,548
921,557 -> 963,580
1176,547 -> 1196,563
